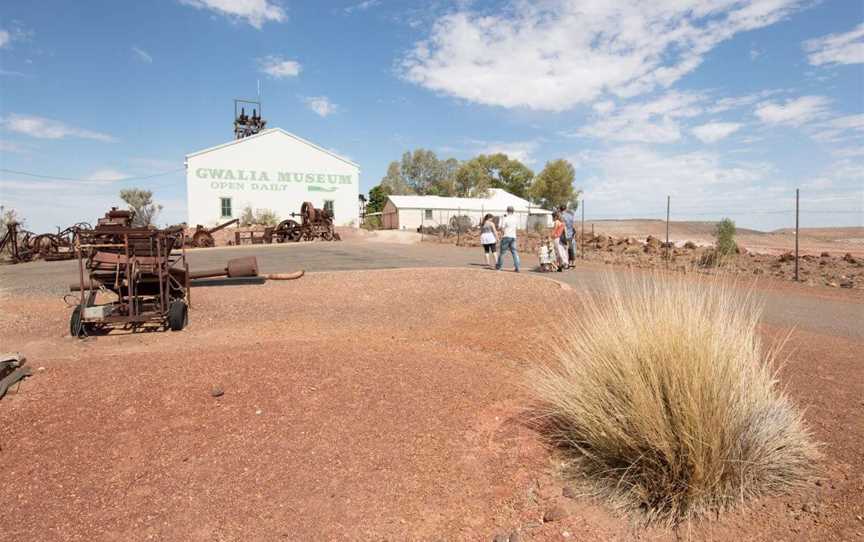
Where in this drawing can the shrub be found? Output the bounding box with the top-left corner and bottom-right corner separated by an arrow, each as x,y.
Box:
240,206 -> 279,227
239,206 -> 255,227
529,274 -> 814,525
362,215 -> 382,230
715,218 -> 737,257
254,208 -> 279,227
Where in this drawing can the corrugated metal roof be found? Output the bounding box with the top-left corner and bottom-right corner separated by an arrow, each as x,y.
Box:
387,189 -> 552,213
185,128 -> 360,168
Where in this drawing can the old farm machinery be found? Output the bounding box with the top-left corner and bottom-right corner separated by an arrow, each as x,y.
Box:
188,217 -> 239,248
69,209 -> 190,336
0,220 -> 91,263
274,201 -> 340,242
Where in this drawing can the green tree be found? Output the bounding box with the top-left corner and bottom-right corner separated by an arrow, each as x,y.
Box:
119,188 -> 162,227
530,159 -> 581,210
366,184 -> 391,214
454,154 -> 533,198
379,161 -> 414,195
455,158 -> 491,197
430,157 -> 460,196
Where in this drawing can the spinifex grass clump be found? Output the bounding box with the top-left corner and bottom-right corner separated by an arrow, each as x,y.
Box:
530,275 -> 815,525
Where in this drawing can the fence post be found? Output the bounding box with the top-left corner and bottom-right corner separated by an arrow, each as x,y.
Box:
665,195 -> 671,263
795,188 -> 800,282
457,206 -> 461,246
580,200 -> 585,260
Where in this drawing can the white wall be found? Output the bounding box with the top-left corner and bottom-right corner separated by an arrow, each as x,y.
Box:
387,206 -> 552,230
186,130 -> 360,227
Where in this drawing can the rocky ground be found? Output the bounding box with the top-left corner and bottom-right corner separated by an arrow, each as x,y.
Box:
1,269 -> 862,541
426,229 -> 864,290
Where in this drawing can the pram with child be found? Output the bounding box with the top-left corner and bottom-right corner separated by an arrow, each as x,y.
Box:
538,237 -> 564,272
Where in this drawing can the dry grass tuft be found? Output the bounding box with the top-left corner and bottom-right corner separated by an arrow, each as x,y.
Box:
530,274 -> 815,525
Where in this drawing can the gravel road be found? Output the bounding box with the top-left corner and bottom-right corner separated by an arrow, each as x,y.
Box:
2,239 -> 861,339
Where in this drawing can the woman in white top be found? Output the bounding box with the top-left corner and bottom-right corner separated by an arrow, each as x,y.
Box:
479,213 -> 499,267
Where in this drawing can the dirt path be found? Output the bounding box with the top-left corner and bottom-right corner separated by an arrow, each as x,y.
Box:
1,269 -> 862,541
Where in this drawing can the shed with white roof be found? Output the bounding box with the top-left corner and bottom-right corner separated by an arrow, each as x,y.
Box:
382,189 -> 552,230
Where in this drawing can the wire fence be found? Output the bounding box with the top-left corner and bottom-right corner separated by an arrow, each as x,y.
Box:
379,188 -> 861,281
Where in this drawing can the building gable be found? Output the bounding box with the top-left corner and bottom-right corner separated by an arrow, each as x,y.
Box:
186,128 -> 359,170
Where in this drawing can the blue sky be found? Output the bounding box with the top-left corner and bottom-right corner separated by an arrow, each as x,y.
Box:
1,0 -> 862,232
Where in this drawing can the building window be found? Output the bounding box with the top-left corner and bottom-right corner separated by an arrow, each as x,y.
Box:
425,209 -> 433,220
323,200 -> 334,215
220,197 -> 232,218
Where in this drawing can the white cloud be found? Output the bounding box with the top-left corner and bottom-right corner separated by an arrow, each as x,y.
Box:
574,91 -> 704,143
830,146 -> 864,158
402,1 -> 805,111
706,89 -> 782,114
0,140 -> 26,153
0,30 -> 10,48
1,114 -> 115,142
592,101 -> 616,115
803,23 -> 864,66
132,46 -> 153,63
257,55 -> 301,78
343,0 -> 380,15
754,96 -> 830,126
303,96 -> 338,117
179,0 -> 286,29
810,113 -> 864,142
576,145 -> 862,229
580,145 -> 775,214
86,169 -> 130,183
692,122 -> 743,143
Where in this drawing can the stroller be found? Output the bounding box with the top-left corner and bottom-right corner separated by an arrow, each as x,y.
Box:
538,237 -> 563,272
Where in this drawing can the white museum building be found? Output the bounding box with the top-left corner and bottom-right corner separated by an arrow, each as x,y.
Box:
185,128 -> 360,227
381,188 -> 552,230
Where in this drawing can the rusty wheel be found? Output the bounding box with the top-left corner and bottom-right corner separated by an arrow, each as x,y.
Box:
193,231 -> 215,248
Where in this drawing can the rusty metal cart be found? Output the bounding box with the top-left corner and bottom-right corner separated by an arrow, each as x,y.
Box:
188,217 -> 239,248
274,201 -> 340,242
69,209 -> 190,337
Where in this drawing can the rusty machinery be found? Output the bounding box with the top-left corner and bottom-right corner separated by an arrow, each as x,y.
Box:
68,209 -> 304,337
0,352 -> 31,400
188,217 -> 239,248
0,221 -> 91,263
274,201 -> 341,242
0,221 -> 33,262
69,208 -> 191,336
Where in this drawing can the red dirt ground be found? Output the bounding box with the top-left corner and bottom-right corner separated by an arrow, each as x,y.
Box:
1,269 -> 862,541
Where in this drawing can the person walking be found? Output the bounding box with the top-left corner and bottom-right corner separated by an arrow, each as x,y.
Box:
496,206 -> 521,272
551,211 -> 569,271
479,213 -> 499,267
560,204 -> 577,268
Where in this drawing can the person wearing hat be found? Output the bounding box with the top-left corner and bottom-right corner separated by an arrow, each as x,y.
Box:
496,205 -> 521,272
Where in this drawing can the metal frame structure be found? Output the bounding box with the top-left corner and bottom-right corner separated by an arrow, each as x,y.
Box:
233,99 -> 266,140
71,210 -> 190,336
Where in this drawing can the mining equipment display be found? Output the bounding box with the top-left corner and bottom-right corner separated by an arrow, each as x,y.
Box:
274,201 -> 341,242
69,208 -> 190,336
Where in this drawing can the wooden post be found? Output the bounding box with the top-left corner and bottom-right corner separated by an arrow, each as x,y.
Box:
580,201 -> 585,260
795,188 -> 800,282
666,195 -> 671,262
457,206 -> 461,246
